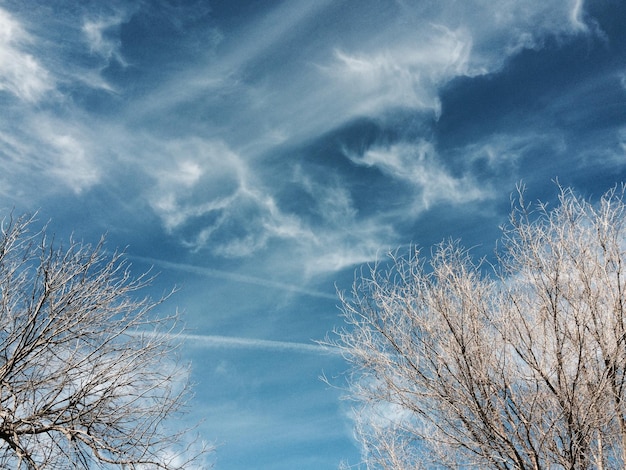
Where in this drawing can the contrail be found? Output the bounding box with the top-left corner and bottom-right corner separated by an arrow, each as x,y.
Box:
130,256 -> 337,300
180,333 -> 341,355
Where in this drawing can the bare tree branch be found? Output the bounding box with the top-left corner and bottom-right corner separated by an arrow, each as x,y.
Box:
329,185 -> 626,469
0,214 -> 211,469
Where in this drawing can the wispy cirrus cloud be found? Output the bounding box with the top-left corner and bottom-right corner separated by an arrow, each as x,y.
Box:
0,8 -> 52,102
0,3 -> 133,102
0,111 -> 100,196
0,0 -> 611,275
82,15 -> 126,64
146,139 -> 245,233
345,141 -> 492,213
37,116 -> 101,193
141,137 -> 317,257
132,255 -> 337,300
79,12 -> 131,92
323,25 -> 472,118
427,0 -> 592,62
0,4 -> 134,200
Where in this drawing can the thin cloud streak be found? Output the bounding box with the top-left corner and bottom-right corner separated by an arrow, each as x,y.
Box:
132,256 -> 337,300
181,333 -> 339,355
128,0 -> 332,122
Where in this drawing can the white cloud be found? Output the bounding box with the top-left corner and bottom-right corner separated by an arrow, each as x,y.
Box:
326,25 -> 472,117
0,0 -> 605,274
144,137 -> 318,256
302,233 -> 391,276
78,13 -> 129,92
282,166 -> 398,276
1,4 -> 132,104
104,0 -> 597,167
570,0 -> 590,33
147,139 -> 243,230
312,184 -> 356,225
464,132 -> 564,170
436,0 -> 592,53
133,134 -> 397,272
0,112 -> 100,196
82,15 -> 126,64
29,115 -> 100,194
46,132 -> 99,194
346,141 -> 492,212
302,0 -> 592,136
0,8 -> 52,102
141,137 -> 396,272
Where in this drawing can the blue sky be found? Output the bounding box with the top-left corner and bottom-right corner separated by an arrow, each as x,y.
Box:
1,0 -> 625,468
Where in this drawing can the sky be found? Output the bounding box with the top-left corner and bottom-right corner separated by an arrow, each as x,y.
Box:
0,0 -> 625,468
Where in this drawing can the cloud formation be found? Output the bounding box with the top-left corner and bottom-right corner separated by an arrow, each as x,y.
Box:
0,0 -> 606,272
345,141 -> 492,212
2,1 -> 626,469
0,8 -> 52,102
133,255 -> 337,300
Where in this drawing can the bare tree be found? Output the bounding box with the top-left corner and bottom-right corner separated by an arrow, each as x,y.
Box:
330,185 -> 626,469
0,214 -> 210,469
